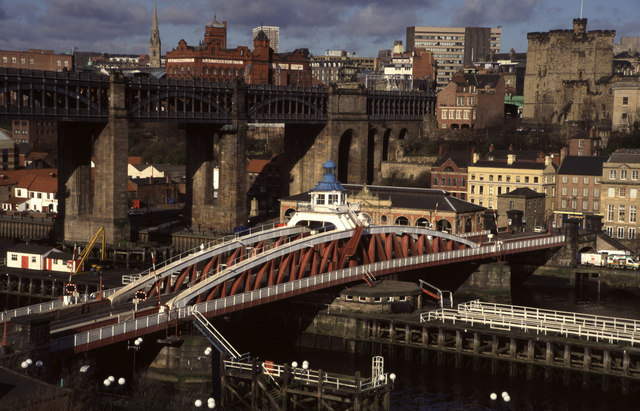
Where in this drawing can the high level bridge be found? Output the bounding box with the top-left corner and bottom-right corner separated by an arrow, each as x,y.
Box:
11,224 -> 564,354
0,68 -> 435,244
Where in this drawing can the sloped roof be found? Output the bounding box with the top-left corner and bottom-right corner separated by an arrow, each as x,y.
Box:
464,73 -> 502,89
283,184 -> 485,214
557,156 -> 607,176
27,174 -> 57,193
499,187 -> 544,198
433,150 -> 473,168
247,158 -> 271,173
607,148 -> 640,164
471,160 -> 551,170
128,156 -> 143,165
0,169 -> 58,187
8,244 -> 57,255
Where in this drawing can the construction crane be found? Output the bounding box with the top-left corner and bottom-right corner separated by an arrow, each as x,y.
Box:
73,226 -> 106,276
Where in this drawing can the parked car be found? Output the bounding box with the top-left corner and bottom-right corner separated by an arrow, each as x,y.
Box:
533,226 -> 545,233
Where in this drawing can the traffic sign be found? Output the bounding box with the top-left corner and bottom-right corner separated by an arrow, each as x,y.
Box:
65,283 -> 77,294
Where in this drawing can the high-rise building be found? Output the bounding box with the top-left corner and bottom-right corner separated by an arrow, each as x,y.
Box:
406,26 -> 502,90
149,0 -> 162,68
252,26 -> 279,53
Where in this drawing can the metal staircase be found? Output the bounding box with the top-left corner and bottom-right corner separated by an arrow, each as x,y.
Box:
192,309 -> 241,360
418,279 -> 453,308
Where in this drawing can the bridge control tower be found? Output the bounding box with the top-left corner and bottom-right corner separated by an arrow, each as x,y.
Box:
287,159 -> 367,231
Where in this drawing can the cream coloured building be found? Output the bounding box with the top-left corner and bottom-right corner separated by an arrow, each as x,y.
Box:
467,151 -> 557,227
612,77 -> 640,132
601,149 -> 640,241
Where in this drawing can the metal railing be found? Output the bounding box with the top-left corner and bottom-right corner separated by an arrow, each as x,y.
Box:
420,300 -> 640,346
192,309 -> 241,359
51,234 -> 566,351
223,358 -> 390,392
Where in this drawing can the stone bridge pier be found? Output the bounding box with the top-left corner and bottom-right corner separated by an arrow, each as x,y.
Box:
287,87 -> 426,196
58,74 -> 130,244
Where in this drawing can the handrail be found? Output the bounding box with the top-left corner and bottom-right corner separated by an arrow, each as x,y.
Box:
51,234 -> 567,350
192,309 -> 241,359
420,302 -> 640,346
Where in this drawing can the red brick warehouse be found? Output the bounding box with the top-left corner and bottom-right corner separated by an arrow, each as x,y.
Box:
165,18 -> 312,86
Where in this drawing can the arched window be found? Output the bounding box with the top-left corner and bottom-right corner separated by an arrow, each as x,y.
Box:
395,216 -> 409,225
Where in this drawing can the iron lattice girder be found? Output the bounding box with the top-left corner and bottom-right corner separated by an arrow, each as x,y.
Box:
179,231 -> 468,304
0,68 -> 435,123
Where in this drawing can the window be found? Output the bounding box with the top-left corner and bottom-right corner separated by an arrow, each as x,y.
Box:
583,188 -> 588,196
56,59 -> 61,66
607,204 -> 614,221
20,57 -> 25,64
463,110 -> 469,120
583,177 -> 589,184
456,96 -> 463,106
461,178 -> 465,187
29,58 -> 34,65
593,201 -> 599,211
10,254 -> 17,261
629,228 -> 636,239
470,185 -> 475,194
525,176 -> 530,183
561,199 -> 567,208
594,188 -> 600,197
316,194 -> 325,205
619,188 -> 626,197
433,177 -> 438,186
617,227 -> 625,239
11,57 -> 16,63
609,170 -> 616,179
571,200 -> 576,210
608,188 -> 615,197
516,176 -> 521,182
572,176 -> 578,184
561,187 -> 567,195
489,175 -> 494,181
467,96 -> 475,106
606,226 -> 613,237
449,109 -> 454,118
534,177 -> 538,183
441,110 -> 447,119
452,178 -> 457,186
456,110 -> 461,119
619,205 -> 625,222
489,186 -> 493,195
572,188 -> 577,196
479,186 -> 483,194
31,256 -> 36,263
441,178 -> 445,185
630,206 -> 637,223
582,201 -> 588,210
621,170 -> 627,180
498,175 -> 502,182
631,189 -> 637,199
623,96 -> 629,105
2,57 -> 6,63
562,176 -> 567,183
632,170 -> 638,180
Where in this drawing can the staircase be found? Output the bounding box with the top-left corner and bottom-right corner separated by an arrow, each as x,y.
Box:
192,309 -> 241,360
418,279 -> 453,309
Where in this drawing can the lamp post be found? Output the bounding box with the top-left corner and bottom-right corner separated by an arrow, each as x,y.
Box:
128,337 -> 143,377
103,375 -> 125,410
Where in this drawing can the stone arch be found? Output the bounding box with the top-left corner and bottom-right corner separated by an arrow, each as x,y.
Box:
395,216 -> 409,225
398,128 -> 409,140
416,217 -> 430,227
367,128 -> 377,185
464,218 -> 472,233
338,129 -> 354,183
284,208 -> 296,222
382,129 -> 392,161
436,218 -> 452,233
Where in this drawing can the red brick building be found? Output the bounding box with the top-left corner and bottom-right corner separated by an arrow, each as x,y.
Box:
166,18 -> 312,86
436,70 -> 505,129
430,145 -> 474,200
0,49 -> 73,72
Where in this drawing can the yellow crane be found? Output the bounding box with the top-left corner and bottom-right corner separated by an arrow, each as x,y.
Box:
73,226 -> 106,275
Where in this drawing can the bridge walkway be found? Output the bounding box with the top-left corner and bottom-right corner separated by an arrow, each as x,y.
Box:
421,300 -> 640,346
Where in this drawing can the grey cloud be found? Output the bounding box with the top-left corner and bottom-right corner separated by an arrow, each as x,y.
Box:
453,0 -> 540,26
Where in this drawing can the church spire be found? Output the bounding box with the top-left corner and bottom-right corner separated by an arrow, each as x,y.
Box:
149,0 -> 161,68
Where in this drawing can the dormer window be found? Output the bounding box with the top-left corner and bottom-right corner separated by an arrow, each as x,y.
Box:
316,194 -> 325,205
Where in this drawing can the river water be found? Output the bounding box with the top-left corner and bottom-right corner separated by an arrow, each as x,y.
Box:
272,273 -> 640,411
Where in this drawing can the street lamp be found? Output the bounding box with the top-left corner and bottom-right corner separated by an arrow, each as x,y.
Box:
128,337 -> 143,377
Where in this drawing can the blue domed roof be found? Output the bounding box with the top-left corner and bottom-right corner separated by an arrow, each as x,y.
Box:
323,159 -> 336,169
311,159 -> 346,192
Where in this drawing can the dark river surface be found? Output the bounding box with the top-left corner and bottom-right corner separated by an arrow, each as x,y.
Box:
263,273 -> 640,410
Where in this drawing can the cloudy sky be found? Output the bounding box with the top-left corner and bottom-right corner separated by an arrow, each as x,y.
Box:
0,0 -> 637,57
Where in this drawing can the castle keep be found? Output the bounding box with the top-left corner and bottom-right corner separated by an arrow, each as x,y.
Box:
523,19 -> 616,126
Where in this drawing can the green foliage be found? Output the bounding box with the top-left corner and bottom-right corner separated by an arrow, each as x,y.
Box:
128,128 -> 185,165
